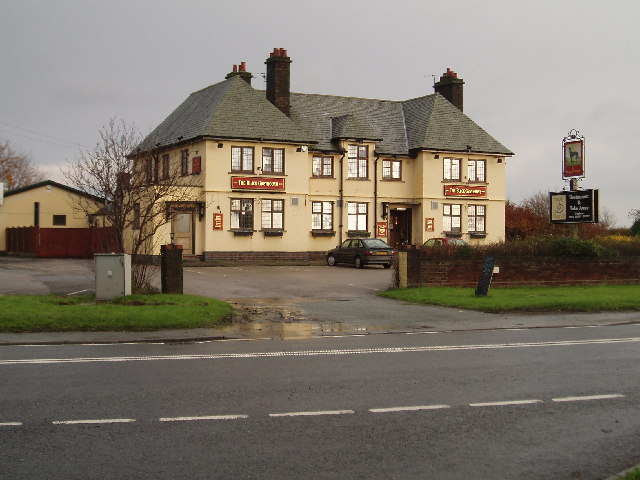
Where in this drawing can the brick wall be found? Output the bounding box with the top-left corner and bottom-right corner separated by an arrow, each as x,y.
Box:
400,250 -> 640,288
203,251 -> 326,265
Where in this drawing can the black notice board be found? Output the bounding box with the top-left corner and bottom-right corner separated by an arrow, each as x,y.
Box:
475,256 -> 496,296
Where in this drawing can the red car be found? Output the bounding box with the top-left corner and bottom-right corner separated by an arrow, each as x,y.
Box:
423,237 -> 467,247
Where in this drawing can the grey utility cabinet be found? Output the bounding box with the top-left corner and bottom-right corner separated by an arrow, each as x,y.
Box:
95,254 -> 132,300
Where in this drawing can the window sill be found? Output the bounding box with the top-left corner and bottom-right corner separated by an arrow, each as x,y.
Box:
347,231 -> 371,238
346,178 -> 371,181
444,231 -> 462,238
262,230 -> 284,237
231,230 -> 254,237
469,232 -> 487,238
381,178 -> 403,182
311,230 -> 336,237
311,176 -> 335,179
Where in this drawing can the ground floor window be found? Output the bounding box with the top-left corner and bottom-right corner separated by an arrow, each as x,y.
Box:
312,201 -> 333,230
347,202 -> 368,231
468,204 -> 486,232
443,204 -> 461,232
231,198 -> 254,230
261,199 -> 284,230
52,215 -> 66,226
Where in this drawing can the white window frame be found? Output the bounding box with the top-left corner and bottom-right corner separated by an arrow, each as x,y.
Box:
444,158 -> 461,181
382,159 -> 402,180
261,198 -> 284,230
443,204 -> 461,232
468,159 -> 486,182
468,204 -> 486,233
347,145 -> 368,179
347,202 -> 368,231
312,201 -> 333,230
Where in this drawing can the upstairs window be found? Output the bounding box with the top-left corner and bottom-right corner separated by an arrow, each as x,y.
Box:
162,154 -> 170,180
382,160 -> 402,180
444,158 -> 461,181
262,148 -> 284,174
347,145 -> 368,179
468,159 -> 486,182
52,215 -> 67,226
181,150 -> 189,176
312,156 -> 333,178
232,146 -> 254,173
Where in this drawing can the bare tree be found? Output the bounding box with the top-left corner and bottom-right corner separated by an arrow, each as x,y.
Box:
519,191 -> 549,219
62,118 -> 198,291
0,140 -> 44,189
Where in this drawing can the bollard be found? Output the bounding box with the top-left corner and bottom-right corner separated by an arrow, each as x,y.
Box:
161,244 -> 183,294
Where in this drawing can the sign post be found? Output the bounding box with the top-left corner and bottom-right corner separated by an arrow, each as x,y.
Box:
549,130 -> 599,226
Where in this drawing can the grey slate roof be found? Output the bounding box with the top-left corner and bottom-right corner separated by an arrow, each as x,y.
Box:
138,76 -> 311,151
139,75 -> 513,157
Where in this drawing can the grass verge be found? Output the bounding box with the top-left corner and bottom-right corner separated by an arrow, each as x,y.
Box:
378,285 -> 640,313
0,294 -> 234,332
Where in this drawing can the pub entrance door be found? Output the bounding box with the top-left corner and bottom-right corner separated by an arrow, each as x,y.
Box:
171,210 -> 194,254
388,208 -> 412,248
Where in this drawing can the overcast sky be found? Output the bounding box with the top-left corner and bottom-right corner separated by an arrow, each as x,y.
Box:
1,0 -> 638,226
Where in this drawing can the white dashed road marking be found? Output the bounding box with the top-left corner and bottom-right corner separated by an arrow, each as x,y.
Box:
370,405 -> 450,413
269,410 -> 354,418
469,399 -> 543,407
552,394 -> 625,403
52,418 -> 136,425
1,422 -> 23,426
159,415 -> 248,422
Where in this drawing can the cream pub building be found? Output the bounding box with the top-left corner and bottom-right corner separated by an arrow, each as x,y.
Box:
136,48 -> 513,262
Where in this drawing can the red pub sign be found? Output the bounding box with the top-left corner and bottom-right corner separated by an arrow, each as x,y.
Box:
231,176 -> 285,191
213,213 -> 223,230
444,185 -> 487,197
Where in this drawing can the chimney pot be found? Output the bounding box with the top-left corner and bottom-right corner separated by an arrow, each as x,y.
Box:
266,47 -> 292,116
233,64 -> 238,73
434,67 -> 464,112
240,61 -> 246,72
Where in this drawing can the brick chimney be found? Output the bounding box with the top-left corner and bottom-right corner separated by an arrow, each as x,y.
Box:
225,61 -> 253,85
434,68 -> 464,112
265,47 -> 292,116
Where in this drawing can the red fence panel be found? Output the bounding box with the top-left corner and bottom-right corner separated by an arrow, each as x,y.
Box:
6,226 -> 123,258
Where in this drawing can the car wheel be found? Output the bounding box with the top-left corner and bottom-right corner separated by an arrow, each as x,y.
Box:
355,256 -> 363,269
383,263 -> 391,269
327,255 -> 337,266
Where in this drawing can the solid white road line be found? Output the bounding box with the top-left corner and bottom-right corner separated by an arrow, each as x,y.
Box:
3,337 -> 640,366
52,418 -> 136,425
370,405 -> 450,413
469,399 -> 543,407
269,410 -> 354,418
552,394 -> 625,402
159,415 -> 248,422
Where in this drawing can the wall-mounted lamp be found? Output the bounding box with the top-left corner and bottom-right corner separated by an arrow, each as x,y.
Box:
434,154 -> 439,159
217,143 -> 224,148
170,232 -> 175,245
497,158 -> 503,163
296,146 -> 308,152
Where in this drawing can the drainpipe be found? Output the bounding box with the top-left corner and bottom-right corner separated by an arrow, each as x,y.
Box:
338,151 -> 345,243
373,153 -> 379,235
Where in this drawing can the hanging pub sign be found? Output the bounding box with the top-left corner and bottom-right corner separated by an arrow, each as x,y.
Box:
562,130 -> 585,179
231,176 -> 285,191
425,218 -> 434,231
376,222 -> 388,237
213,213 -> 223,230
549,189 -> 599,224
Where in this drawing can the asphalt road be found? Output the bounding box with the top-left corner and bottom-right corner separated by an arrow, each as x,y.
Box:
2,324 -> 640,479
